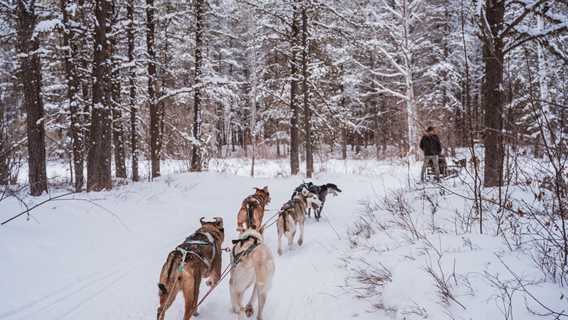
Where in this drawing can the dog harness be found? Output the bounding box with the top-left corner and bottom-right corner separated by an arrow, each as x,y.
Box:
281,200 -> 295,211
176,232 -> 216,272
231,230 -> 262,266
244,194 -> 268,229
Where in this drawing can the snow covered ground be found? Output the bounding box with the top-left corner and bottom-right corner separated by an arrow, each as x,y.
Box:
0,159 -> 414,320
344,169 -> 568,319
1,158 -> 565,320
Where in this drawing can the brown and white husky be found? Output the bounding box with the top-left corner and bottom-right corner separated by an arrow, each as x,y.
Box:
156,217 -> 224,320
236,187 -> 271,233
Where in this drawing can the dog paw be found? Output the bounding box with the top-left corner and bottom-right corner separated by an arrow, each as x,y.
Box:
193,310 -> 200,316
298,239 -> 303,246
245,304 -> 254,317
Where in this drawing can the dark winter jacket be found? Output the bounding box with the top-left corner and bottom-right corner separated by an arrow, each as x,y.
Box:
419,134 -> 442,156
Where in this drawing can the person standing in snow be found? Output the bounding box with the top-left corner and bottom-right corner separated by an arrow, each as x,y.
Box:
419,126 -> 442,182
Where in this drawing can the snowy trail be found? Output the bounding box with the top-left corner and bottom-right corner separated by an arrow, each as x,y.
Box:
0,164 -> 411,320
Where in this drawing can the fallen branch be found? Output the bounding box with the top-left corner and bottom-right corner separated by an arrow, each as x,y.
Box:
1,192 -> 74,226
1,192 -> 129,231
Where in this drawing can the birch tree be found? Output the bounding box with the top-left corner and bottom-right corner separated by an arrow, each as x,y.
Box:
358,0 -> 435,159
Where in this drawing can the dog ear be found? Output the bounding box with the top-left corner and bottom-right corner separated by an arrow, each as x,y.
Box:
199,217 -> 206,225
214,217 -> 224,228
262,186 -> 269,192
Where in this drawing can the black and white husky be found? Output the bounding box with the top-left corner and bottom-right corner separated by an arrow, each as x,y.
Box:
291,182 -> 342,221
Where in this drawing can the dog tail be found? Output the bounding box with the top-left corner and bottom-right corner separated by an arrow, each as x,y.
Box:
158,251 -> 182,296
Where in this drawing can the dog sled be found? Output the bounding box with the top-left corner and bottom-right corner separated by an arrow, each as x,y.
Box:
425,155 -> 464,181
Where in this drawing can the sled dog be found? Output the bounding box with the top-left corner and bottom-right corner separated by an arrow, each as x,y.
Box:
237,186 -> 271,233
292,182 -> 341,221
276,190 -> 321,255
157,217 -> 225,320
230,229 -> 275,320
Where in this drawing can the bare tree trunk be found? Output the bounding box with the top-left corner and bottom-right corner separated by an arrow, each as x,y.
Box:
301,3 -> 313,178
147,0 -> 162,178
111,13 -> 126,179
536,15 -> 554,150
339,65 -> 347,160
461,0 -> 482,233
247,12 -> 258,177
482,0 -> 505,188
78,0 -> 91,146
231,126 -> 236,152
191,0 -> 205,172
87,0 -> 113,191
341,128 -> 347,159
60,0 -> 84,192
0,98 -> 9,185
374,108 -> 381,160
289,1 -> 300,175
111,79 -> 126,179
16,1 -> 48,196
216,102 -> 223,157
215,49 -> 224,158
127,0 -> 139,181
276,134 -> 281,158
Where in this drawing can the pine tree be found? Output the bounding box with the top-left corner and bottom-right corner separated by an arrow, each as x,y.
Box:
127,0 -> 139,181
87,0 -> 113,191
15,0 -> 48,196
60,0 -> 88,192
110,2 -> 127,179
147,0 -> 162,178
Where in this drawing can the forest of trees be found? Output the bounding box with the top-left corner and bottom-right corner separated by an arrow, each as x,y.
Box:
0,0 -> 566,194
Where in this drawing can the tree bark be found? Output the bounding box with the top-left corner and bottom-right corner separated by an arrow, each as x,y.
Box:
147,0 -> 162,178
111,12 -> 126,179
87,0 -> 113,191
374,108 -> 381,160
127,0 -> 139,181
301,3 -> 313,178
78,0 -> 90,146
16,0 -> 48,196
60,0 -> 85,192
339,65 -> 347,160
482,0 -> 505,187
0,99 -> 8,185
289,1 -> 300,175
191,0 -> 205,172
111,70 -> 127,179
